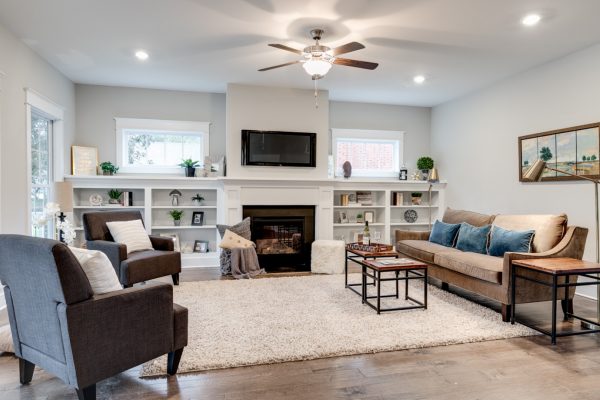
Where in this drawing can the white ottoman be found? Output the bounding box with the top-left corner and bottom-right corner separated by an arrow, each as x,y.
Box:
311,240 -> 346,274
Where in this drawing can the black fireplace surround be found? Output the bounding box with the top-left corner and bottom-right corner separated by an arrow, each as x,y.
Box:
242,206 -> 315,273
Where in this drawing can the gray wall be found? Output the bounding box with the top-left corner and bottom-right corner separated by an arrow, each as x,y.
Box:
75,85 -> 226,162
0,22 -> 75,234
330,101 -> 431,173
431,43 -> 600,296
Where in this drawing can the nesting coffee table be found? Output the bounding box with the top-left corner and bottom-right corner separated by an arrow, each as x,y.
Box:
345,245 -> 398,296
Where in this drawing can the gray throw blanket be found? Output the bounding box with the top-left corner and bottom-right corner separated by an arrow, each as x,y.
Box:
230,247 -> 265,279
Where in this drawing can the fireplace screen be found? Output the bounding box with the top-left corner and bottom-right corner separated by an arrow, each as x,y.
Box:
253,218 -> 304,255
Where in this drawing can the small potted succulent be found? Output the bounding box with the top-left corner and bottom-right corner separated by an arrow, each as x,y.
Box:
411,192 -> 423,205
356,213 -> 364,223
99,161 -> 119,176
191,193 -> 205,206
416,156 -> 434,180
107,189 -> 123,205
168,209 -> 184,226
179,159 -> 200,177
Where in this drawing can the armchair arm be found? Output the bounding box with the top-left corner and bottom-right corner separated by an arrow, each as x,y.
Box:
61,283 -> 175,388
150,235 -> 175,251
395,229 -> 431,242
86,240 -> 127,271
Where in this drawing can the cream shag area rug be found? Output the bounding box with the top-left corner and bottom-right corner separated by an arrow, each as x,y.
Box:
141,274 -> 535,376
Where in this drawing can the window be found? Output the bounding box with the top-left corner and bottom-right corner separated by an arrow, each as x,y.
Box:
30,112 -> 52,237
26,88 -> 64,238
116,118 -> 210,173
332,129 -> 404,178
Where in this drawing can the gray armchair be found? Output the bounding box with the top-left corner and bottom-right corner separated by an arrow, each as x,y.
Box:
0,235 -> 188,400
83,210 -> 181,287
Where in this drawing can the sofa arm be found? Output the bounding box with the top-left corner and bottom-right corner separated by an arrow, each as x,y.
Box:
150,235 -> 175,251
62,283 -> 177,388
395,229 -> 430,242
86,240 -> 127,272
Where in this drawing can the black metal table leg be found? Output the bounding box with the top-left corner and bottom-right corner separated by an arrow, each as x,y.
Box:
361,264 -> 366,304
377,270 -> 381,314
395,271 -> 399,299
564,275 -> 570,320
405,270 -> 409,300
424,268 -> 428,309
551,274 -> 558,345
345,249 -> 349,288
511,264 -> 516,324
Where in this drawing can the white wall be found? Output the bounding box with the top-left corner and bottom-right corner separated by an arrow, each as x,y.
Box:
432,43 -> 600,295
330,101 -> 431,172
0,22 -> 75,234
75,85 -> 226,162
226,83 -> 329,179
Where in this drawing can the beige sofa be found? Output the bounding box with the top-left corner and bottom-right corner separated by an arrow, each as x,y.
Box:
395,208 -> 588,321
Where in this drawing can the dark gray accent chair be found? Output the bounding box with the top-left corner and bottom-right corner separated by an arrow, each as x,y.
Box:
82,210 -> 181,287
0,235 -> 188,400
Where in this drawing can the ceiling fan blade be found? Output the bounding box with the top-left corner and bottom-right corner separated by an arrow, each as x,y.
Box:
268,43 -> 303,55
258,60 -> 301,72
333,57 -> 378,70
329,41 -> 365,56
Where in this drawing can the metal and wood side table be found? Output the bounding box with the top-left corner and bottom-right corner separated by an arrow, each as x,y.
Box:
345,245 -> 398,296
511,257 -> 600,344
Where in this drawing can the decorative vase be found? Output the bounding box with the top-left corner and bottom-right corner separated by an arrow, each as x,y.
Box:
343,161 -> 352,178
103,170 -> 114,176
421,169 -> 429,181
192,199 -> 202,206
108,198 -> 120,204
412,197 -> 422,205
173,220 -> 181,226
185,167 -> 195,177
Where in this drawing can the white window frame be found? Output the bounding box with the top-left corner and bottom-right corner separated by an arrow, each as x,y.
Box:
115,118 -> 210,174
331,128 -> 405,178
25,88 -> 64,235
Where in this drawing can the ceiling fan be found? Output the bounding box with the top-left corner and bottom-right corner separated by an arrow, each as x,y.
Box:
259,29 -> 378,80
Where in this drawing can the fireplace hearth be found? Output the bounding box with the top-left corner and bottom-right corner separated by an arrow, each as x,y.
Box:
243,206 -> 315,273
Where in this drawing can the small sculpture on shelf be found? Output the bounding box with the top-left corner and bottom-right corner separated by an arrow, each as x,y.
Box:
168,210 -> 184,226
411,192 -> 423,205
191,193 -> 205,206
169,189 -> 182,206
342,161 -> 352,178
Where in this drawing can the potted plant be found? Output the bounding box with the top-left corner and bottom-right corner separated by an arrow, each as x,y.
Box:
169,209 -> 184,226
416,156 -> 434,180
191,193 -> 205,205
356,213 -> 364,223
99,161 -> 119,176
179,159 -> 200,177
411,192 -> 423,205
107,189 -> 123,205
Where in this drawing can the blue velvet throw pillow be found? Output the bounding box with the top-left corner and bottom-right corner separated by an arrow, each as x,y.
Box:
488,225 -> 535,257
455,223 -> 491,254
429,220 -> 461,247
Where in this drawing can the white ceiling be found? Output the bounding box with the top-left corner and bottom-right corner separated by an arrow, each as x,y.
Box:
1,0 -> 600,106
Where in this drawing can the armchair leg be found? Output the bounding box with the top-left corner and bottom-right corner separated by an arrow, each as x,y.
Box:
501,304 -> 512,322
441,282 -> 449,291
19,358 -> 35,384
76,384 -> 96,400
172,273 -> 180,286
123,284 -> 132,288
167,348 -> 184,375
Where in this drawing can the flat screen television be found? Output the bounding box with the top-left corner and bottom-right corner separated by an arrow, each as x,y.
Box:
241,130 -> 316,167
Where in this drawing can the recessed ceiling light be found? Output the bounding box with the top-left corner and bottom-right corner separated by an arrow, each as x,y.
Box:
135,50 -> 149,60
413,75 -> 426,84
522,14 -> 541,26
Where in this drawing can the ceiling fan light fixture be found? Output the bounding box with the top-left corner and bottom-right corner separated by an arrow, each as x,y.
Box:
302,59 -> 332,77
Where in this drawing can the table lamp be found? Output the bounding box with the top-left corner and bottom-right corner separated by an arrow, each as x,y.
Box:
523,159 -> 600,329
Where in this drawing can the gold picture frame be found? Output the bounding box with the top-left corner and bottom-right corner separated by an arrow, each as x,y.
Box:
71,146 -> 98,176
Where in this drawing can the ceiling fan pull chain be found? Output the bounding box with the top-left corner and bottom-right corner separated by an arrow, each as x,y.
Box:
314,78 -> 319,108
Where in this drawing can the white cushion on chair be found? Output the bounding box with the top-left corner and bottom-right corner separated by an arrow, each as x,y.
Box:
311,240 -> 345,274
106,219 -> 153,254
69,246 -> 122,294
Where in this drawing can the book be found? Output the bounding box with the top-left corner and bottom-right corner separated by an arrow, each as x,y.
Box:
356,191 -> 373,205
374,258 -> 417,266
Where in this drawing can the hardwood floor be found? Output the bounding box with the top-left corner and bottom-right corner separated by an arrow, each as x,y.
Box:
2,268 -> 600,399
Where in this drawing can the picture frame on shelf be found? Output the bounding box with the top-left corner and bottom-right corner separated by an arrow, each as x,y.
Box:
191,211 -> 204,226
159,233 -> 180,252
339,211 -> 349,223
353,232 -> 364,243
193,240 -> 209,253
364,211 -> 374,223
71,146 -> 98,176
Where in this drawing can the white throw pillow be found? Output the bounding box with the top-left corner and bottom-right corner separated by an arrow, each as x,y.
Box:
105,219 -> 153,254
69,246 -> 123,294
218,229 -> 255,249
0,324 -> 13,353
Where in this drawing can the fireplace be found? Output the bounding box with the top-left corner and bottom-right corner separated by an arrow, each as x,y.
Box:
243,206 -> 315,273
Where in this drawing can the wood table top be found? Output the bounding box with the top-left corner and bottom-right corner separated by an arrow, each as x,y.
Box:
512,258 -> 600,275
363,258 -> 427,271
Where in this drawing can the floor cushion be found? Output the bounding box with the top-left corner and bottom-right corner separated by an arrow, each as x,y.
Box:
434,251 -> 503,284
311,240 -> 345,274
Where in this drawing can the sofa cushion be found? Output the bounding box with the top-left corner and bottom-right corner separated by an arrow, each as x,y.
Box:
429,220 -> 461,247
493,214 -> 567,253
397,240 -> 460,264
488,226 -> 535,257
442,208 -> 495,227
434,251 -> 503,284
455,223 -> 491,254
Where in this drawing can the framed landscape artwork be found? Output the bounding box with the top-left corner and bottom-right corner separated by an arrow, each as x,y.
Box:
519,123 -> 600,182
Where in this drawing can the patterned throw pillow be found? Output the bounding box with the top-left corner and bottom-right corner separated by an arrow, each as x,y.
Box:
219,229 -> 255,249
105,219 -> 153,254
217,218 -> 251,275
